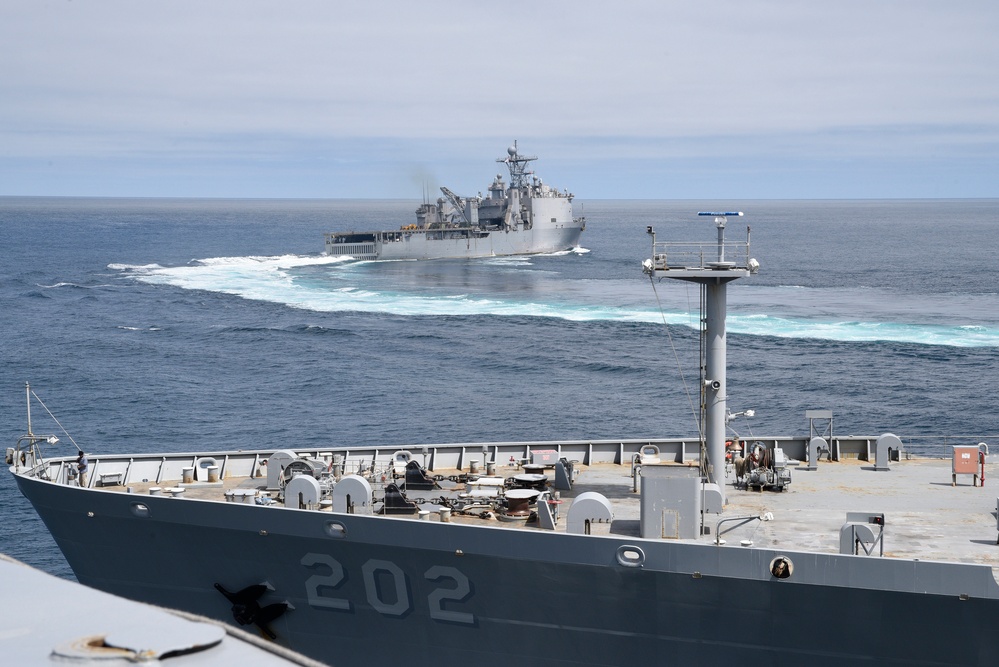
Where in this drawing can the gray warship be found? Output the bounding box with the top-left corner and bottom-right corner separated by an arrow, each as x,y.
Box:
323,143 -> 585,260
10,214 -> 999,666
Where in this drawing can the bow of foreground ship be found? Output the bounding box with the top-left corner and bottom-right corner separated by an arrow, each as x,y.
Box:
323,143 -> 585,260
10,213 -> 999,667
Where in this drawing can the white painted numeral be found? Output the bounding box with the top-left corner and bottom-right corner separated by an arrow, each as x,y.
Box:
302,553 -> 351,610
425,566 -> 474,624
362,559 -> 411,616
303,554 -> 475,621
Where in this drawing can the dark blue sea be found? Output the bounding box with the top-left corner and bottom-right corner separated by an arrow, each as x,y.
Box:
2,197 -> 998,579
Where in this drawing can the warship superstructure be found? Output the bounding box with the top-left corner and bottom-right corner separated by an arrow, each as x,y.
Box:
10,214 -> 999,667
324,143 -> 585,260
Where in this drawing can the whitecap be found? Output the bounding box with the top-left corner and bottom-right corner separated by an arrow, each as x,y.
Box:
107,262 -> 163,271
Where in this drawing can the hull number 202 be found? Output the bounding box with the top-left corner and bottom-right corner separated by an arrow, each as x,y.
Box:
301,553 -> 474,624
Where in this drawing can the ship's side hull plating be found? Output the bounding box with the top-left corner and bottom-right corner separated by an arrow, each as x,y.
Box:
15,473 -> 999,667
373,224 -> 583,261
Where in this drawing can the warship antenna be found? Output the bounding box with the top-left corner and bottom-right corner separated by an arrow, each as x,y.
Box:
642,212 -> 757,503
25,382 -> 33,438
498,140 -> 537,189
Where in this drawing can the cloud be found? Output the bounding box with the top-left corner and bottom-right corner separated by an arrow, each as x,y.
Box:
1,1 -> 997,196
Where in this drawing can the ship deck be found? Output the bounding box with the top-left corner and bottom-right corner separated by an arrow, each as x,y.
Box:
95,453 -> 999,574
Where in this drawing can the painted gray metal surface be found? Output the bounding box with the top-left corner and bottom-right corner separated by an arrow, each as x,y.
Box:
12,446 -> 999,667
332,224 -> 584,261
324,145 -> 584,260
0,553 -> 323,666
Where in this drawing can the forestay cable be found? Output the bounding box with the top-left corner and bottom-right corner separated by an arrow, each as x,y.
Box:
30,389 -> 82,452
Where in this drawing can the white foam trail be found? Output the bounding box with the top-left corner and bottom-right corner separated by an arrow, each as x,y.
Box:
107,263 -> 164,271
537,246 -> 590,257
194,254 -> 349,269
483,256 -> 533,266
110,254 -> 999,348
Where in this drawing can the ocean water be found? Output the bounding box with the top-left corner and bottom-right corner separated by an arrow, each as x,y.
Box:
2,197 -> 997,579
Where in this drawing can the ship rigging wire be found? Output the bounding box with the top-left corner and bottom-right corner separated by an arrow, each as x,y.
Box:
29,388 -> 82,452
647,275 -> 703,443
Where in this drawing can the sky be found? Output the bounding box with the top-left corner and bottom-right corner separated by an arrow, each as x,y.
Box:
2,0 -> 998,199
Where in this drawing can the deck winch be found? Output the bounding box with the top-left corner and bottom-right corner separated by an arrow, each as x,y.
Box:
739,442 -> 791,492
259,451 -> 574,526
265,450 -> 327,490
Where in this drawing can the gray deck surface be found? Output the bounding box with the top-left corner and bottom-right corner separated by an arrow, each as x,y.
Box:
114,454 -> 999,574
718,456 -> 999,567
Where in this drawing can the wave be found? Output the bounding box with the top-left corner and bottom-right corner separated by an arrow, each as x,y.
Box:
194,254 -> 351,269
482,256 -> 533,267
107,262 -> 164,271
110,254 -> 999,348
108,255 -> 351,273
38,282 -> 114,289
217,324 -> 357,337
538,246 -> 591,257
722,315 -> 998,348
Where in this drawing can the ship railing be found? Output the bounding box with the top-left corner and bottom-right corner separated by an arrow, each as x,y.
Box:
24,434 -> 998,490
894,435 -> 998,460
650,240 -> 751,271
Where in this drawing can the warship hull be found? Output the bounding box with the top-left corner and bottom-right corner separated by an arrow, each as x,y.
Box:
12,439 -> 999,667
327,223 -> 583,261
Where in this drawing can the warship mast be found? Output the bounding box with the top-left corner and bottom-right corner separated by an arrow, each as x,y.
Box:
643,212 -> 758,502
497,140 -> 537,189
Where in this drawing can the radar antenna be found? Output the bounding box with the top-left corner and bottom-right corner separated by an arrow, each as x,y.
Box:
497,140 -> 537,189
